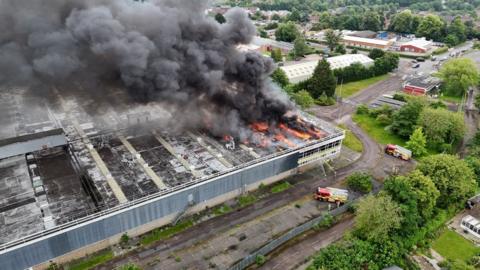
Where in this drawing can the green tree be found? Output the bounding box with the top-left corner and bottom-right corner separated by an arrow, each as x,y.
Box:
362,11 -> 383,31
306,59 -> 336,98
406,127 -> 427,157
214,13 -> 226,24
418,108 -> 465,148
275,22 -> 299,42
312,12 -> 333,30
448,17 -> 467,44
292,90 -> 315,109
271,68 -> 289,88
475,94 -> 480,110
270,48 -> 282,62
346,172 -> 373,193
465,156 -> 480,186
390,9 -> 415,33
354,194 -> 403,243
416,14 -> 445,41
406,170 -> 439,220
324,29 -> 342,52
293,36 -> 308,58
444,34 -> 459,47
259,28 -> 268,38
390,98 -> 426,138
368,48 -> 385,60
335,44 -> 346,54
382,175 -> 421,238
437,58 -> 479,96
418,154 -> 476,208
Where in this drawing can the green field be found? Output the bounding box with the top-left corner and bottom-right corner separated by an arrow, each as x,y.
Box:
352,114 -> 405,146
432,229 -> 480,262
140,219 -> 194,246
337,75 -> 389,98
270,181 -> 292,193
65,249 -> 114,270
338,124 -> 363,152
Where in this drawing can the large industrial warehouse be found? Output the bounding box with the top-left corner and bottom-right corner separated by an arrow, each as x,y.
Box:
0,89 -> 345,270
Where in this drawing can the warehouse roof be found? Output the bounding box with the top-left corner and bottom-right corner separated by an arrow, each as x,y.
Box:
0,128 -> 64,148
404,75 -> 441,91
251,36 -> 294,50
280,54 -> 373,83
343,35 -> 392,46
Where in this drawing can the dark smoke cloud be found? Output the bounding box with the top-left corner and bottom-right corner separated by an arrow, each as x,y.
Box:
0,0 -> 294,137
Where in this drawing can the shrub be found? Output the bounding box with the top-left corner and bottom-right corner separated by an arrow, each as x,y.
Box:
432,47 -> 448,55
393,93 -> 407,102
356,104 -> 370,115
316,92 -> 336,106
256,254 -> 266,266
120,233 -> 129,247
346,172 -> 373,193
317,213 -> 335,228
376,114 -> 392,126
119,262 -> 142,270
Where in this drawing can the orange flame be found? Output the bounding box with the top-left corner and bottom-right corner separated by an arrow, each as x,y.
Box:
278,123 -> 311,140
250,122 -> 269,133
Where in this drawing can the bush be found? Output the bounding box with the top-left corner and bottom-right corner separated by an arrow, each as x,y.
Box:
120,233 -> 129,247
432,46 -> 448,55
256,254 -> 266,266
119,263 -> 142,270
317,213 -> 335,228
376,114 -> 392,126
316,92 -> 336,106
356,104 -> 370,115
393,93 -> 407,102
346,172 -> 373,193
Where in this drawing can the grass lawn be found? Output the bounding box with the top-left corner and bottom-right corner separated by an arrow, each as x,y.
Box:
270,181 -> 292,194
352,114 -> 405,146
338,124 -> 363,152
237,194 -> 258,207
337,75 -> 390,98
65,249 -> 114,270
432,229 -> 480,262
440,93 -> 463,104
140,219 -> 194,246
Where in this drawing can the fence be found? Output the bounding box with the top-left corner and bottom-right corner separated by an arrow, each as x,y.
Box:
228,203 -> 351,270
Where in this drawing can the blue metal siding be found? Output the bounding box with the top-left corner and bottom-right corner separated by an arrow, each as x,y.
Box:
0,152 -> 299,270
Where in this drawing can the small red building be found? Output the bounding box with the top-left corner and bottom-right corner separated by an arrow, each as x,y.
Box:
403,76 -> 441,96
399,38 -> 433,53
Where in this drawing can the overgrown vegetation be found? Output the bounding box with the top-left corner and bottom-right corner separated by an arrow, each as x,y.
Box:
140,220 -> 194,246
270,181 -> 292,193
338,124 -> 363,152
65,249 -> 114,270
309,154 -> 476,269
237,194 -> 258,207
346,172 -> 373,193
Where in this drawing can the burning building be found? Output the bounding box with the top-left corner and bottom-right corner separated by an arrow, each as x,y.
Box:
0,1 -> 344,269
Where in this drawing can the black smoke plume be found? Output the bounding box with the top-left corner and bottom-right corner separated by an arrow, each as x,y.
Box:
0,0 -> 294,139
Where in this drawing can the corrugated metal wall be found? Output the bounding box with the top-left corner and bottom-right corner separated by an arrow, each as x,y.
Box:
0,152 -> 299,270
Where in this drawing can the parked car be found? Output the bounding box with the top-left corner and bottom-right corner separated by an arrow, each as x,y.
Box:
412,63 -> 420,68
416,57 -> 425,62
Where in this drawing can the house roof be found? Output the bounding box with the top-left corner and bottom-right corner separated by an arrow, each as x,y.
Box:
405,76 -> 441,91
401,38 -> 432,50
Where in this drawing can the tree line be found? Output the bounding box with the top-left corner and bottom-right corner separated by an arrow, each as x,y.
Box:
389,10 -> 479,46
312,152 -> 477,269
